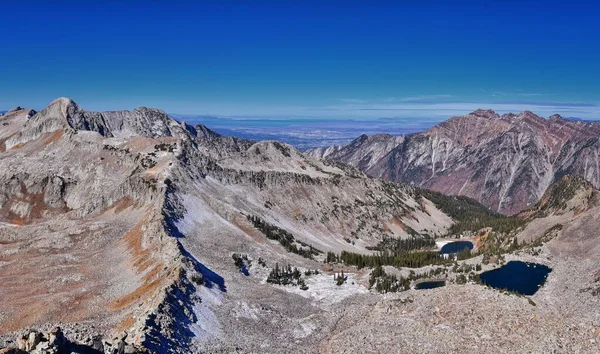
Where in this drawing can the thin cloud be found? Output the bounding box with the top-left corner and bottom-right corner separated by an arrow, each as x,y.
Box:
400,94 -> 452,102
317,100 -> 600,120
340,98 -> 366,103
490,90 -> 548,97
495,100 -> 597,107
174,98 -> 600,121
517,93 -> 545,97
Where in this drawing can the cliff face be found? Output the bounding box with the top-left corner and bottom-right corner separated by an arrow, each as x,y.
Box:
309,109 -> 600,214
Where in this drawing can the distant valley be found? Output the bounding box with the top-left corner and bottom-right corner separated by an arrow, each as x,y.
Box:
171,114 -> 437,150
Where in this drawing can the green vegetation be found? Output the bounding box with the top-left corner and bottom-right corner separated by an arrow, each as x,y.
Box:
140,155 -> 157,169
528,175 -> 591,217
190,273 -> 204,286
521,224 -> 563,256
232,253 -> 251,275
247,215 -> 322,259
452,262 -> 473,273
417,189 -> 525,235
267,263 -> 308,290
154,142 -> 175,152
366,236 -> 436,253
455,274 -> 468,284
335,271 -> 346,286
368,265 -> 449,293
456,247 -> 473,260
368,265 -> 410,293
327,249 -> 451,269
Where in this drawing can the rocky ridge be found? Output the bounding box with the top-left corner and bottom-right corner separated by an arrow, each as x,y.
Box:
0,98 -> 457,352
307,109 -> 600,214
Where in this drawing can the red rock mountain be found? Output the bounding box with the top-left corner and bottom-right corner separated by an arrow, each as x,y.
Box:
308,109 -> 600,214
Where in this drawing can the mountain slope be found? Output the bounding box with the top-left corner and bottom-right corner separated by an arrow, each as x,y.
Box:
323,174 -> 600,353
308,109 -> 600,214
0,98 -> 463,352
1,99 -> 599,353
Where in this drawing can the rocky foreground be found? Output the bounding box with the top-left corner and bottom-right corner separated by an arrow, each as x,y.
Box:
0,99 -> 598,353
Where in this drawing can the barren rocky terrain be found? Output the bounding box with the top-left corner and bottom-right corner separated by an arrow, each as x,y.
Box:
0,99 -> 598,353
308,109 -> 600,214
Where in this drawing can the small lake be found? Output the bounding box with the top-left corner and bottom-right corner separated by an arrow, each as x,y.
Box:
415,280 -> 446,290
479,261 -> 551,295
439,241 -> 473,254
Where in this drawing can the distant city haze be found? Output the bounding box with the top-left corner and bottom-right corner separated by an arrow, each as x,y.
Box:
173,114 -> 437,150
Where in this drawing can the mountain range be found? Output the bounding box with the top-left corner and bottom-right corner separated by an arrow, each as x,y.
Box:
0,99 -> 598,353
308,109 -> 600,214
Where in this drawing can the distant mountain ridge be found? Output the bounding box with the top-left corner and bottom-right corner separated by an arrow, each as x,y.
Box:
307,109 -> 600,214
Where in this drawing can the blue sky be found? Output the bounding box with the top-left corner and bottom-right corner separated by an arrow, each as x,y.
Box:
1,1 -> 599,120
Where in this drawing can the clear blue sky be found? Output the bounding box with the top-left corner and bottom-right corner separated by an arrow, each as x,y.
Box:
1,1 -> 599,119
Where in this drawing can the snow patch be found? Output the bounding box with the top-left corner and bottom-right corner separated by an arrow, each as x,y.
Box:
175,190 -> 240,235
276,273 -> 368,308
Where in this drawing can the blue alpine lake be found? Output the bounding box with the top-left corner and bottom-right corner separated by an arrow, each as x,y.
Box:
439,241 -> 473,254
479,261 -> 551,295
415,280 -> 446,290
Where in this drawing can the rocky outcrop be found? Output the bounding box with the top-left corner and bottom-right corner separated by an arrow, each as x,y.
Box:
7,107 -> 23,113
519,175 -> 596,219
304,144 -> 342,160
5,97 -> 191,149
4,325 -> 150,354
309,110 -> 600,214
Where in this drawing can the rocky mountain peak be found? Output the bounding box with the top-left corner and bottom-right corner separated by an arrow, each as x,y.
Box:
49,96 -> 76,107
194,123 -> 221,139
355,134 -> 369,142
247,140 -> 296,158
7,105 -> 26,113
47,97 -> 80,119
516,110 -> 543,121
4,97 -> 195,148
548,114 -> 565,122
469,109 -> 500,119
305,145 -> 342,160
133,106 -> 167,115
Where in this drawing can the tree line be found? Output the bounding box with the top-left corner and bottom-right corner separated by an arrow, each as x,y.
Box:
416,188 -> 525,235
327,249 -> 452,269
247,215 -> 322,259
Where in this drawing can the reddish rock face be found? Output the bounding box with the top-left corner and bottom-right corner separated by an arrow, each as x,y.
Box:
317,110 -> 600,214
